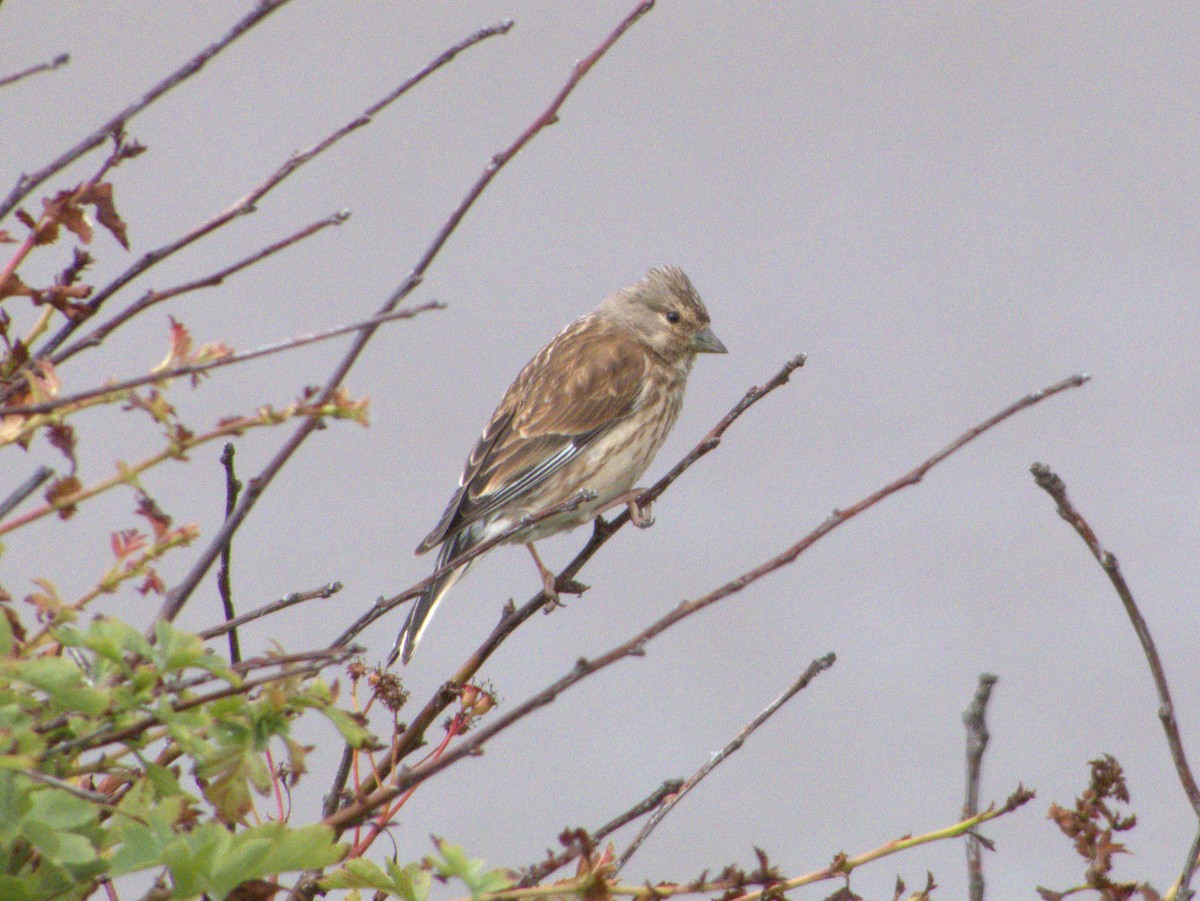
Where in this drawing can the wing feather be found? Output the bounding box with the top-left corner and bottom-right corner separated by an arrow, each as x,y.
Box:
416,317 -> 647,553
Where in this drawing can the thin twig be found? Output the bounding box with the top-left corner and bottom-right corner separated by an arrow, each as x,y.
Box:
199,582 -> 343,640
519,780 -> 686,887
0,301 -> 442,418
0,465 -> 54,519
618,654 -> 836,870
1031,462 -> 1200,819
57,210 -> 349,362
1176,826 -> 1200,901
326,372 -> 1086,829
963,672 -> 998,901
0,53 -> 69,89
217,443 -> 243,664
155,5 -> 647,635
0,1 -> 293,222
1033,462 -> 1200,901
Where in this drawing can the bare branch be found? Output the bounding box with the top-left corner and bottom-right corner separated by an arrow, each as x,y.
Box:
55,210 -> 349,363
0,53 -> 69,89
0,1 -> 293,221
217,443 -> 243,664
963,672 -> 998,901
0,300 -> 442,418
199,581 -> 344,641
154,4 -> 652,631
1031,463 -> 1200,819
327,372 -> 1086,828
1177,827 -> 1200,901
0,465 -> 54,519
618,654 -> 836,870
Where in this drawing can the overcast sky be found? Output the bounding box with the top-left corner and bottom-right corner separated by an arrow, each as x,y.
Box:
4,3 -> 1199,898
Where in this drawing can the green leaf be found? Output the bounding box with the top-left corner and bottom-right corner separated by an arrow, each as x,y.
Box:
322,858 -> 392,891
0,611 -> 12,656
15,657 -> 108,715
66,616 -> 153,663
206,823 -> 345,897
319,705 -> 373,747
430,839 -> 511,900
27,784 -> 99,830
144,762 -> 186,798
152,620 -> 235,681
322,857 -> 429,901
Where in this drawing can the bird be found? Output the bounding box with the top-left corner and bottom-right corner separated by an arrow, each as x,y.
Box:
388,265 -> 726,665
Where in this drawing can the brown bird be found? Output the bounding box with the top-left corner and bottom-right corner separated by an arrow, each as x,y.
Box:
388,266 -> 726,665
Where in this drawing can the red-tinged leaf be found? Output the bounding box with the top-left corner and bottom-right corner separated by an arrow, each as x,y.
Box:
46,423 -> 77,470
157,316 -> 193,371
31,282 -> 93,321
110,528 -> 146,560
25,577 -> 63,622
45,474 -> 82,518
136,569 -> 166,596
135,492 -> 172,538
78,181 -> 130,249
1,604 -> 25,642
14,209 -> 35,230
44,190 -> 90,244
0,229 -> 16,243
0,271 -> 35,303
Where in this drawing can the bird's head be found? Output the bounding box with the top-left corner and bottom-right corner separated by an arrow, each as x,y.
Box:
601,265 -> 727,364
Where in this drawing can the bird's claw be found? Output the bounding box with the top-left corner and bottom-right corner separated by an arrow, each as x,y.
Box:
628,497 -> 655,529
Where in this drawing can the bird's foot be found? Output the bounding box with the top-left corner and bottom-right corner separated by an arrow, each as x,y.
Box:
628,496 -> 654,529
596,488 -> 655,528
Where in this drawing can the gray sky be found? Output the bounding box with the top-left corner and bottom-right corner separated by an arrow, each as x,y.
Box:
4,3 -> 1199,898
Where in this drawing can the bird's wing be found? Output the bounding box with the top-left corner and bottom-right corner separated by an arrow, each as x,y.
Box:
416,319 -> 648,553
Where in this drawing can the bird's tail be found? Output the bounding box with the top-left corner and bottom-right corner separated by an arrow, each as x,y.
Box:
387,530 -> 475,666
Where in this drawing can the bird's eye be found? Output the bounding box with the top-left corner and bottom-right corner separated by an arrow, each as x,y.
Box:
665,310 -> 681,324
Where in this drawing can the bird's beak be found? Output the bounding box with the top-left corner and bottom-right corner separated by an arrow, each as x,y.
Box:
692,326 -> 728,354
